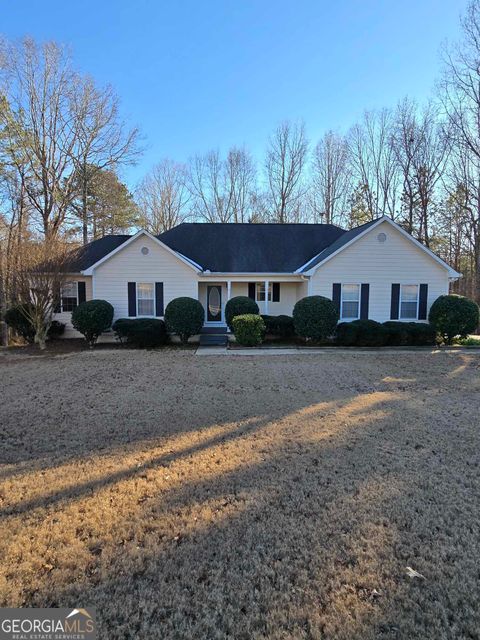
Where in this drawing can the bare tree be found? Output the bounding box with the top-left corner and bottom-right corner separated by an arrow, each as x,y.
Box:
441,0 -> 480,298
310,130 -> 350,225
265,121 -> 308,223
0,38 -> 81,240
136,159 -> 190,233
188,147 -> 256,222
347,109 -> 399,220
5,239 -> 68,349
70,78 -> 141,243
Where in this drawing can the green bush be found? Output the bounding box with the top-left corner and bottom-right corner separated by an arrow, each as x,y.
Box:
164,296 -> 204,344
405,322 -> 437,346
336,319 -> 387,347
4,304 -> 35,343
428,294 -> 479,344
72,299 -> 114,347
113,318 -> 168,348
47,320 -> 65,339
293,296 -> 339,342
383,321 -> 412,346
261,314 -> 295,338
225,296 -> 259,330
232,314 -> 265,346
456,336 -> 480,346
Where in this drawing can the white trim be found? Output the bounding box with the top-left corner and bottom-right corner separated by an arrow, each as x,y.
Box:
81,230 -> 202,275
60,280 -> 79,313
255,281 -> 272,303
340,283 -> 360,321
299,217 -> 462,278
399,283 -> 419,320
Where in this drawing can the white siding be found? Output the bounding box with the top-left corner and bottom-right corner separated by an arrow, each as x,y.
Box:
54,275 -> 92,338
94,235 -> 198,322
229,281 -> 302,315
310,221 -> 450,322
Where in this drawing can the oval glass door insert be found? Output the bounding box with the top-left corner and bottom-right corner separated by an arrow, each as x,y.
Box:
208,287 -> 221,320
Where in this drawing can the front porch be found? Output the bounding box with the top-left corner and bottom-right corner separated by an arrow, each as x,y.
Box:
198,277 -> 309,328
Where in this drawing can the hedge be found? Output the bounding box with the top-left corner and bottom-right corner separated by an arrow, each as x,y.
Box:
232,314 -> 265,346
428,294 -> 479,344
164,297 -> 204,344
225,296 -> 259,330
113,318 -> 167,348
293,296 -> 339,342
4,304 -> 36,343
336,320 -> 387,347
261,314 -> 295,338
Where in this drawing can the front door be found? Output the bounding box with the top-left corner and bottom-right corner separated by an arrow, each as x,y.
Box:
207,285 -> 222,322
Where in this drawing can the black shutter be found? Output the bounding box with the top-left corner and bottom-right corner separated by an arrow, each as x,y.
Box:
155,282 -> 164,316
128,282 -> 137,317
332,283 -> 341,316
272,282 -> 280,302
78,281 -> 86,305
390,284 -> 400,319
54,290 -> 61,314
360,283 -> 369,320
248,282 -> 256,300
418,284 -> 428,320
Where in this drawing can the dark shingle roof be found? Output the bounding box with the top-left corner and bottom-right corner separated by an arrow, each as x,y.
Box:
299,219 -> 380,272
66,221 -> 384,274
65,235 -> 130,272
158,223 -> 346,272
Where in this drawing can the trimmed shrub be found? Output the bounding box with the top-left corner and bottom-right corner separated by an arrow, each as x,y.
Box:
72,299 -> 114,347
383,321 -> 412,346
47,320 -> 65,339
113,318 -> 167,348
336,319 -> 387,347
165,296 -> 204,344
225,296 -> 259,330
262,314 -> 295,338
232,314 -> 265,346
335,322 -> 359,346
4,304 -> 35,343
428,294 -> 479,344
405,322 -> 437,346
293,296 -> 339,342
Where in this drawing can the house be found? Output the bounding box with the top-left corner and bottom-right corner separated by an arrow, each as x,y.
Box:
56,216 -> 461,338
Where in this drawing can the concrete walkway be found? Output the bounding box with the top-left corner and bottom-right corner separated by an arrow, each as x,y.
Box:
196,345 -> 480,356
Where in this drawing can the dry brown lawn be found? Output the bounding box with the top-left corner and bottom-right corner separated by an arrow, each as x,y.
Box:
0,347 -> 479,639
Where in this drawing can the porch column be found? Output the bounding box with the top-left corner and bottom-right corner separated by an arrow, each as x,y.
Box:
227,280 -> 231,301
264,279 -> 269,315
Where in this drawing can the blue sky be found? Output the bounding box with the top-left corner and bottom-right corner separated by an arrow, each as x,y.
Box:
2,1 -> 468,187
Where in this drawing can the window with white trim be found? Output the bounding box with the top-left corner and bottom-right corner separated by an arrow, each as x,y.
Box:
256,282 -> 272,302
137,283 -> 155,316
341,284 -> 360,319
400,284 -> 418,319
60,281 -> 78,312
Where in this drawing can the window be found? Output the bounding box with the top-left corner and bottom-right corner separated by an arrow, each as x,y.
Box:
341,284 -> 360,319
61,281 -> 78,312
137,283 -> 155,316
256,282 -> 272,302
400,285 -> 418,319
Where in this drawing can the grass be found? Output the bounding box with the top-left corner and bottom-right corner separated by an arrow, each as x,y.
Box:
0,348 -> 479,639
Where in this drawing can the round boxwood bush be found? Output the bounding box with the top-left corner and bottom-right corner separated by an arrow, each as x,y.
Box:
383,321 -> 412,346
225,296 -> 259,330
428,294 -> 479,344
4,303 -> 36,343
47,320 -> 66,339
113,318 -> 167,348
293,295 -> 339,342
232,314 -> 265,346
165,296 -> 204,344
72,299 -> 114,347
335,321 -> 359,346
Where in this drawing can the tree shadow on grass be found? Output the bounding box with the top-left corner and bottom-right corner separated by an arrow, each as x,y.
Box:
1,352 -> 479,639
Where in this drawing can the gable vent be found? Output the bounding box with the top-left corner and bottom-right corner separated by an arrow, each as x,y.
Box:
141,246 -> 149,255
377,232 -> 387,243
